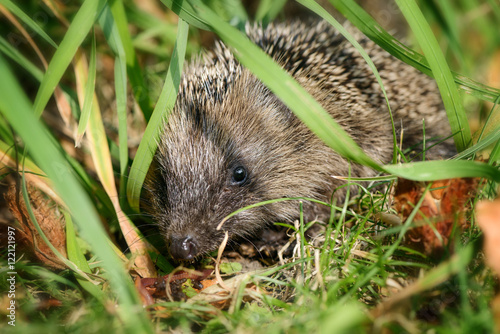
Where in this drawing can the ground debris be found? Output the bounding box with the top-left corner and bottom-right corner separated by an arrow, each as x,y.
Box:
2,182 -> 67,269
393,178 -> 479,256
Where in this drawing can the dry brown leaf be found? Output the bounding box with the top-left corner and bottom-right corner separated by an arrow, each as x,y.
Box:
2,183 -> 67,269
188,270 -> 263,309
487,49 -> 500,89
136,268 -> 213,307
475,198 -> 500,277
393,178 -> 479,256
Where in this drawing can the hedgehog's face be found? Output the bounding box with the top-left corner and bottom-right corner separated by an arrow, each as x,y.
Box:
148,106 -> 272,261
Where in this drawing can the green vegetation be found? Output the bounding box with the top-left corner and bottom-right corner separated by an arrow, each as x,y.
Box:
0,0 -> 499,333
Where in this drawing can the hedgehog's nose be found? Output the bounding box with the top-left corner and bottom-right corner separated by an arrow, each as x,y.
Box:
170,236 -> 199,260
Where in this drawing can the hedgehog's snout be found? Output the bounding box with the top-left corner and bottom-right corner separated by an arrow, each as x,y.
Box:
169,235 -> 199,260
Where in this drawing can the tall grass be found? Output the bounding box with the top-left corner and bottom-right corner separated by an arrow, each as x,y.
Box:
0,0 -> 498,332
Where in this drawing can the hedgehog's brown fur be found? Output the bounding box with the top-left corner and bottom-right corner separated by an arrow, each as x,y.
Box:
145,21 -> 452,260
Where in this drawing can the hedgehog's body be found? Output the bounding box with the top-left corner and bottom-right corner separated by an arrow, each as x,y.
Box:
146,21 -> 451,260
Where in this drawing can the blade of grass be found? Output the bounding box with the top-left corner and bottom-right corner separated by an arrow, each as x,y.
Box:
489,140 -> 500,164
98,3 -> 130,208
65,210 -> 106,303
394,0 -> 471,152
298,0 -> 397,163
159,0 -> 211,30
127,7 -> 178,44
33,0 -> 106,117
384,160 -> 500,182
0,0 -> 58,48
0,54 -> 153,333
255,0 -> 287,24
115,47 -> 129,208
420,0 -> 466,70
109,0 -> 152,121
331,0 -> 500,104
75,30 -> 96,146
209,0 -> 248,30
127,18 -> 189,211
451,127 -> 500,160
0,36 -> 43,81
73,52 -> 113,195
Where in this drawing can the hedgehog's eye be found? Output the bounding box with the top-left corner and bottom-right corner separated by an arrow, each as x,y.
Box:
232,166 -> 248,184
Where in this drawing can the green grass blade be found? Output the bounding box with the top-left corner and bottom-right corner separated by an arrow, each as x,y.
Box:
109,0 -> 152,121
128,9 -> 186,56
98,3 -> 129,206
65,210 -> 106,303
208,0 -> 248,29
489,140 -> 500,164
65,211 -> 93,274
115,51 -> 129,206
0,0 -> 58,48
127,18 -> 189,211
384,160 -> 500,182
33,0 -> 106,117
331,0 -> 500,104
420,0 -> 466,69
75,30 -> 96,146
452,127 -> 500,160
0,35 -> 44,81
0,54 -> 153,333
298,0 -> 397,162
255,0 -> 287,23
394,0 -> 471,152
128,7 -> 178,42
159,0 -> 211,30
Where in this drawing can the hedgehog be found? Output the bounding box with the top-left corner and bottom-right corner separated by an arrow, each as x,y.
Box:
144,20 -> 452,260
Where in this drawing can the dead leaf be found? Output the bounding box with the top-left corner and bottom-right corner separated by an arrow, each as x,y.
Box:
487,49 -> 500,90
136,268 -> 213,306
136,267 -> 266,315
188,269 -> 264,309
2,183 -> 67,269
476,198 -> 500,277
393,178 -> 479,256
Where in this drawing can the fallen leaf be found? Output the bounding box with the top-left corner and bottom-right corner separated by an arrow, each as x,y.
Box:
2,183 -> 67,269
393,178 -> 479,256
136,268 -> 213,306
475,198 -> 500,277
487,49 -> 500,90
